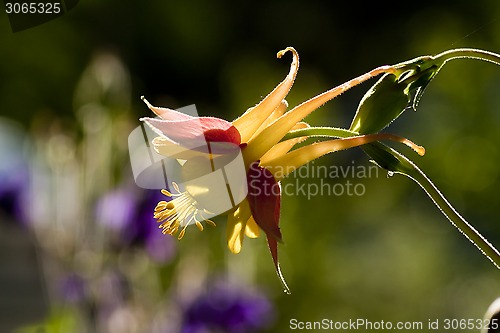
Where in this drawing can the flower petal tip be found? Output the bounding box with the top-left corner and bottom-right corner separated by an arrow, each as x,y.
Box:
229,244 -> 242,254
277,263 -> 291,295
277,47 -> 297,59
416,145 -> 426,156
141,95 -> 153,109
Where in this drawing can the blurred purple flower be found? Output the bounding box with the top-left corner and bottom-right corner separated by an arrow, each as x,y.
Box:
181,281 -> 274,333
58,273 -> 87,304
144,225 -> 176,263
96,187 -> 138,233
0,167 -> 28,222
136,190 -> 177,263
96,186 -> 176,263
0,119 -> 30,224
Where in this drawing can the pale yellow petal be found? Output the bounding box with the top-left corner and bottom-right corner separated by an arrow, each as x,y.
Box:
227,218 -> 245,254
260,122 -> 309,165
249,100 -> 288,141
152,136 -> 216,160
262,133 -> 424,181
226,199 -> 252,254
244,66 -> 396,163
232,48 -> 299,142
291,121 -> 310,131
244,216 -> 260,238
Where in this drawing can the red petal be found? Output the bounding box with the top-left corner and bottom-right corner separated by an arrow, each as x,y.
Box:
247,161 -> 290,293
267,235 -> 291,294
267,235 -> 279,269
246,162 -> 282,242
141,117 -> 241,150
147,106 -> 195,121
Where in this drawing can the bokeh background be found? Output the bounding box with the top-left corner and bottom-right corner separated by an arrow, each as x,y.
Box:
1,0 -> 500,332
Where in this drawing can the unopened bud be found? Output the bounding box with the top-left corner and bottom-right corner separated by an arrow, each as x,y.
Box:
350,56 -> 442,134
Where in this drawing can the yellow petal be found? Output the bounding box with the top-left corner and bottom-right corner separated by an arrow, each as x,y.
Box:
244,66 -> 396,163
262,133 -> 424,180
232,48 -> 299,142
249,100 -> 288,141
260,122 -> 309,165
226,199 -> 252,254
244,216 -> 260,238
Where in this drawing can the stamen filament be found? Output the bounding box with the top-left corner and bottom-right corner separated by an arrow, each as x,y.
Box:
196,221 -> 204,231
154,183 -> 213,240
178,228 -> 186,240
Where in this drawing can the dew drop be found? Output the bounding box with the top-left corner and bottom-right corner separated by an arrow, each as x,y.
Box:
387,171 -> 394,178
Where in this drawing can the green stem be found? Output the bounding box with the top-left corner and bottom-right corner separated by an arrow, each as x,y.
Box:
364,142 -> 500,270
281,126 -> 358,141
432,48 -> 500,66
401,155 -> 500,269
283,127 -> 500,269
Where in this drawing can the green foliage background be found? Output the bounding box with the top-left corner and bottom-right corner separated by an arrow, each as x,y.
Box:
1,0 -> 500,331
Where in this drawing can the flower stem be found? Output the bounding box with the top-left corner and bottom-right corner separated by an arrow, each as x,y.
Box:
281,126 -> 425,155
283,128 -> 500,269
281,126 -> 358,140
432,48 -> 500,66
363,142 -> 500,270
401,155 -> 500,269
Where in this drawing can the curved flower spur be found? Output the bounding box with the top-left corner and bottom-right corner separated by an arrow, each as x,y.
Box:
138,47 -> 426,293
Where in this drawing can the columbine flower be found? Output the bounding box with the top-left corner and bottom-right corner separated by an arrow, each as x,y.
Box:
140,47 -> 424,291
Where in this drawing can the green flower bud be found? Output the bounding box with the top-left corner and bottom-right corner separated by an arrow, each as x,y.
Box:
349,73 -> 410,134
349,57 -> 441,134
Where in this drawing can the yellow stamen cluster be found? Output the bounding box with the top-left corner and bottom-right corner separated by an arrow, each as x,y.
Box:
154,182 -> 216,240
